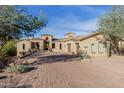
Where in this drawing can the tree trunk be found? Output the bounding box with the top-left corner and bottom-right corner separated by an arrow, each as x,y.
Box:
0,41 -> 7,59
107,41 -> 111,57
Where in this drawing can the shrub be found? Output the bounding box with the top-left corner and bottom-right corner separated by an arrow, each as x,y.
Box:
6,64 -> 30,73
0,57 -> 9,69
1,40 -> 16,56
119,44 -> 124,55
80,51 -> 91,59
0,41 -> 16,69
19,51 -> 26,56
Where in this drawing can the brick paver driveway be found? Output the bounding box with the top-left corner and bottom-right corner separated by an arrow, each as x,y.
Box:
1,52 -> 124,88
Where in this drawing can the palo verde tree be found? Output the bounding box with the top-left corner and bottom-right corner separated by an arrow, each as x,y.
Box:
97,6 -> 124,55
0,6 -> 47,59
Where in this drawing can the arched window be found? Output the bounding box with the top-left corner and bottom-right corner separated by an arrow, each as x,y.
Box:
59,44 -> 62,50
46,37 -> 48,40
52,43 -> 55,48
23,44 -> 25,50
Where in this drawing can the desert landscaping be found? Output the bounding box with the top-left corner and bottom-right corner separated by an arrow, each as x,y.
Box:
1,52 -> 124,88
1,5 -> 124,88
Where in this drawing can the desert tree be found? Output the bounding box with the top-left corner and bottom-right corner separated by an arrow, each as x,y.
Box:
0,6 -> 47,59
97,6 -> 124,55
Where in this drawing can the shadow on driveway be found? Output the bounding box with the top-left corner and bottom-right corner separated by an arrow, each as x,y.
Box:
0,76 -> 8,80
30,54 -> 80,65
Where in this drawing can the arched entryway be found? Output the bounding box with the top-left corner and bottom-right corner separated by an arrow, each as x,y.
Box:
44,40 -> 50,50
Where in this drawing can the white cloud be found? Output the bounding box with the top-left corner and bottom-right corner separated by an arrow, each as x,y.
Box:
35,6 -> 105,38
58,17 -> 98,33
79,6 -> 107,14
36,15 -> 98,38
34,6 -> 110,38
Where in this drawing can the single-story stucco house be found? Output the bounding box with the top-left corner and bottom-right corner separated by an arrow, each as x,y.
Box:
16,32 -> 110,57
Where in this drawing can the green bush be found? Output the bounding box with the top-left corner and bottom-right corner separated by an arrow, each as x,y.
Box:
80,51 -> 91,59
2,40 -> 16,56
7,64 -> 30,73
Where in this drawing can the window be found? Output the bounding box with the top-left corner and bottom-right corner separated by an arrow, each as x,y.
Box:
59,44 -> 62,50
119,41 -> 124,45
52,43 -> 55,48
91,44 -> 96,54
76,43 -> 80,48
23,44 -> 25,50
46,37 -> 48,40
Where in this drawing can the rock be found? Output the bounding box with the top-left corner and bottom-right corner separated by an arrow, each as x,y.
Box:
9,63 -> 14,67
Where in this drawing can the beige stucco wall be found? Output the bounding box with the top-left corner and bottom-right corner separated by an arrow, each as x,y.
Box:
17,39 -> 44,56
54,41 -> 65,52
16,33 -> 107,57
54,40 -> 79,54
54,34 -> 107,57
64,40 -> 76,54
30,39 -> 44,50
17,40 -> 31,56
79,34 -> 107,57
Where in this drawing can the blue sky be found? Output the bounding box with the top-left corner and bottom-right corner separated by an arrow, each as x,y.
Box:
25,5 -> 111,38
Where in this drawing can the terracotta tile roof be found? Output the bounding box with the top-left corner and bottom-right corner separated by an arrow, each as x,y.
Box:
71,35 -> 84,41
79,32 -> 101,41
41,34 -> 53,37
56,37 -> 74,42
17,32 -> 101,43
56,32 -> 101,42
52,38 -> 58,41
65,32 -> 75,35
17,38 -> 43,42
56,35 -> 84,42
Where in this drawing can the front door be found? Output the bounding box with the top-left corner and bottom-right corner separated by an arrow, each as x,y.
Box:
67,43 -> 71,53
76,43 -> 80,54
